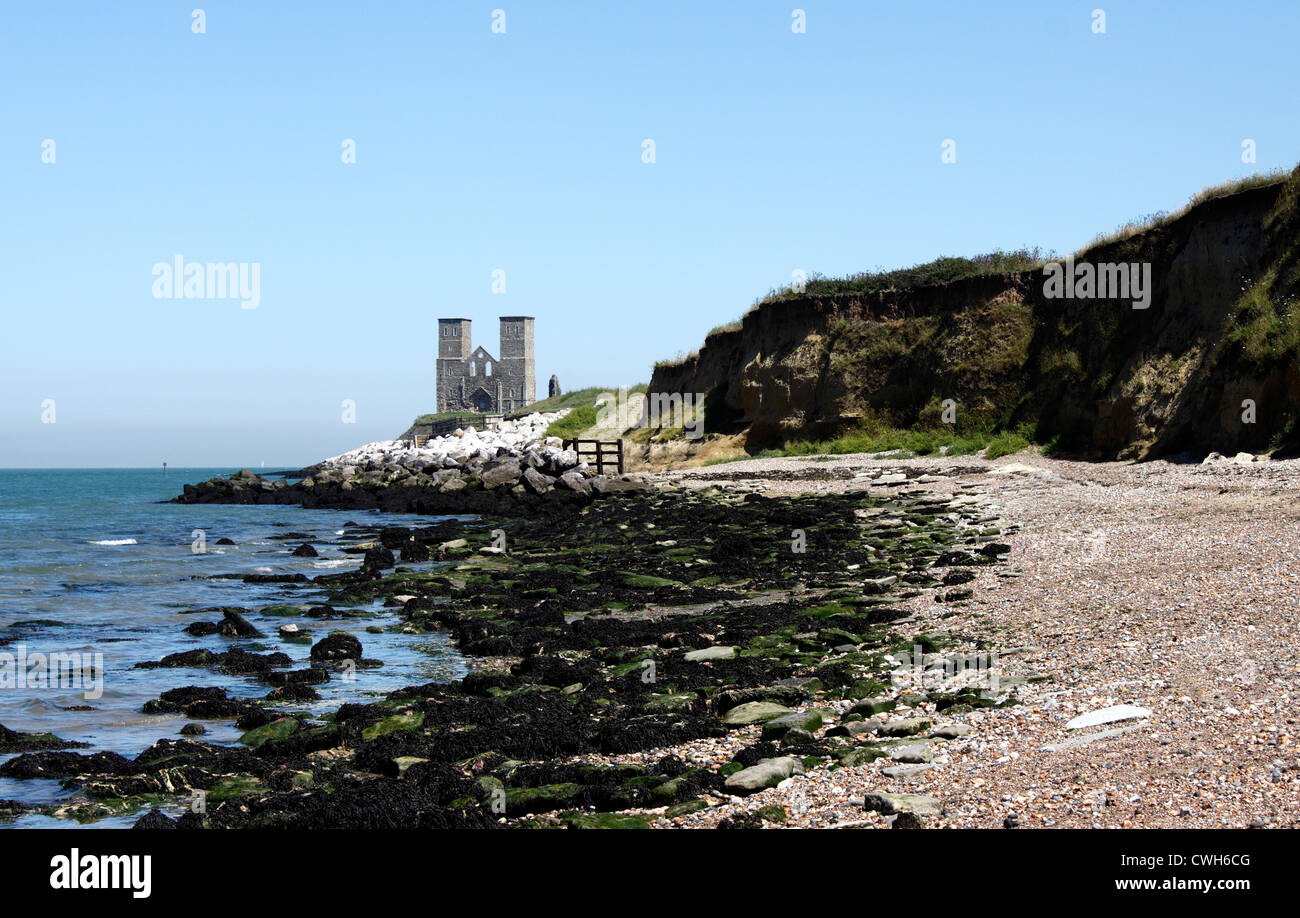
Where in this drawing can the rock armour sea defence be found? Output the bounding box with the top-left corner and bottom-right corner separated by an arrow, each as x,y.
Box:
174,411 -> 651,513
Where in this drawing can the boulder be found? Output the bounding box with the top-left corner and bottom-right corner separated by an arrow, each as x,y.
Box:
724,756 -> 805,795
522,467 -> 555,494
400,540 -> 430,562
877,717 -> 931,738
362,546 -> 396,571
930,723 -> 972,739
557,470 -> 592,494
761,709 -> 825,741
482,458 -> 522,489
721,701 -> 791,726
889,743 -> 933,764
683,645 -> 736,662
310,631 -> 362,662
862,792 -> 941,816
219,609 -> 263,638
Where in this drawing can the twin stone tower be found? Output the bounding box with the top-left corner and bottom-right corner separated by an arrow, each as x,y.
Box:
436,316 -> 536,415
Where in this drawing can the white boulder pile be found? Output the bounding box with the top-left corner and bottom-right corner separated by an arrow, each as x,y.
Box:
293,410 -> 650,502
320,411 -> 569,476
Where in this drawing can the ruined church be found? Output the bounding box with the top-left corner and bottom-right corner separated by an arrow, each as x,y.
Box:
436,316 -> 536,414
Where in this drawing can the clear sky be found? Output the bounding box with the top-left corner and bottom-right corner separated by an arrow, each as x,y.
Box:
3,1 -> 1297,467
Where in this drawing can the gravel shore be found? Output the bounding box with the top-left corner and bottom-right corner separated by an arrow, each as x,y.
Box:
580,451 -> 1300,828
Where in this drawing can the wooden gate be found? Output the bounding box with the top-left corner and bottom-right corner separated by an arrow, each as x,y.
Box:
562,439 -> 624,475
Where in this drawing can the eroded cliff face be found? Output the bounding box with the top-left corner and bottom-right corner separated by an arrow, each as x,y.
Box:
650,170 -> 1300,458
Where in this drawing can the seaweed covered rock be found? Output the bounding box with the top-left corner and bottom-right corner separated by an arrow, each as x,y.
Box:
310,631 -> 362,663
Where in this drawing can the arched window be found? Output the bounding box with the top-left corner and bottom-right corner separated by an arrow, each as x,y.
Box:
471,361 -> 477,376
485,361 -> 492,376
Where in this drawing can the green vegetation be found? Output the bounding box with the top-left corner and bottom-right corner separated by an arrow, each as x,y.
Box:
720,421 -> 1035,462
756,248 -> 1052,305
1077,169 -> 1289,254
524,384 -> 647,438
1224,274 -> 1300,366
409,411 -> 492,427
505,386 -> 613,419
405,385 -> 651,442
653,351 -> 699,370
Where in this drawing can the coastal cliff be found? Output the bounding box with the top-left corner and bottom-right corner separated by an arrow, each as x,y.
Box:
650,168 -> 1300,458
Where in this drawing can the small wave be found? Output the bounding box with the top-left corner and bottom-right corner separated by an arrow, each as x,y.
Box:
89,539 -> 137,546
252,566 -> 274,573
312,558 -> 358,569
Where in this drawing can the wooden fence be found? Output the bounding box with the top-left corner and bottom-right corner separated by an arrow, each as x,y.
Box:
563,438 -> 625,475
412,414 -> 502,447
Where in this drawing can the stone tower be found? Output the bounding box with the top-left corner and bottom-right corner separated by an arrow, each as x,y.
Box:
497,316 -> 535,407
436,318 -> 473,412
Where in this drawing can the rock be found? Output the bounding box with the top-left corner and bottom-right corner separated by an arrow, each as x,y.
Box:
310,631 -> 362,662
278,624 -> 300,635
761,709 -> 825,741
880,763 -> 935,779
379,527 -> 412,549
218,609 -> 263,638
723,756 -> 805,795
1043,723 -> 1149,751
889,743 -> 933,764
482,458 -> 522,489
862,792 -> 941,816
362,546 -> 396,571
400,540 -> 430,562
930,723 -> 972,739
721,701 -> 792,726
557,470 -> 592,494
1065,704 -> 1152,730
291,543 -> 318,557
849,697 -> 897,717
438,538 -> 468,552
548,374 -> 561,398
878,717 -> 930,738
179,724 -> 206,737
522,467 -> 556,494
132,810 -> 178,830
862,575 -> 898,594
239,717 -> 300,749
683,645 -> 736,662
827,717 -> 883,737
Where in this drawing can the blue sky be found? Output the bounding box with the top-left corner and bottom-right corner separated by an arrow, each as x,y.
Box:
2,1 -> 1297,467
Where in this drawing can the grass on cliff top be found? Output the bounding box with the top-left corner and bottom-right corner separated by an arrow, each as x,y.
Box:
706,424 -> 1033,465
1078,169 -> 1291,254
757,248 -> 1053,305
